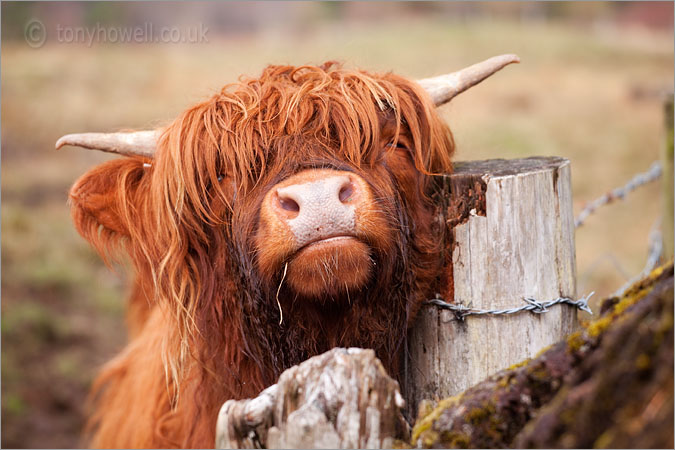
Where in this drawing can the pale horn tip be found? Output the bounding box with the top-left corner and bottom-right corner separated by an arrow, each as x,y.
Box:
501,53 -> 521,63
55,135 -> 73,150
497,53 -> 521,66
418,53 -> 522,106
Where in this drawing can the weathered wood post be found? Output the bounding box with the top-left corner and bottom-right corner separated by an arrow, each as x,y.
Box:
405,157 -> 578,414
215,348 -> 407,449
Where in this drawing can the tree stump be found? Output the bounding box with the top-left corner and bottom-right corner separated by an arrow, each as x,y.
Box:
405,157 -> 578,416
215,348 -> 408,449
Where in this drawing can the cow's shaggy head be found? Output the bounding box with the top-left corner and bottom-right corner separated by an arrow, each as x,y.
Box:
59,56 -> 518,448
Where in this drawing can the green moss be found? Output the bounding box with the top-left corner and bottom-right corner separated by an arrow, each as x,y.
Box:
580,264 -> 672,345
587,316 -> 613,338
439,430 -> 471,448
593,429 -> 615,448
389,438 -> 413,449
411,420 -> 432,444
466,402 -> 496,425
415,399 -> 503,447
612,288 -> 650,316
567,331 -> 585,352
411,395 -> 460,443
533,344 -> 554,359
527,364 -> 551,381
497,375 -> 511,388
506,358 -> 531,371
635,353 -> 651,370
415,399 -> 435,423
2,393 -> 26,417
613,264 -> 670,316
419,430 -> 439,448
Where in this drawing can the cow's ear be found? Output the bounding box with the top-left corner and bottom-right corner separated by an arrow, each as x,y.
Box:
69,158 -> 149,259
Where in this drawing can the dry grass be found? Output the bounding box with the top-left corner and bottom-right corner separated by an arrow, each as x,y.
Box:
1,16 -> 672,448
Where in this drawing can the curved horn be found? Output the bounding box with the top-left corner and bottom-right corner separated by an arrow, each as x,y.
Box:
417,54 -> 520,106
55,130 -> 160,158
56,55 -> 519,157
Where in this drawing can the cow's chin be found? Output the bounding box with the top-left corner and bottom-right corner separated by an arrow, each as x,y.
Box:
286,236 -> 373,299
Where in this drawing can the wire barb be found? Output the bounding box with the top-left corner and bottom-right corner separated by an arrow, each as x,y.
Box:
575,161 -> 662,228
427,293 -> 594,321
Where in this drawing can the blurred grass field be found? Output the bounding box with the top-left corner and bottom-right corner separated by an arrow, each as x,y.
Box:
2,10 -> 673,448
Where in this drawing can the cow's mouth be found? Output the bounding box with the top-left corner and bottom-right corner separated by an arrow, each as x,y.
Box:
285,234 -> 373,298
295,235 -> 358,255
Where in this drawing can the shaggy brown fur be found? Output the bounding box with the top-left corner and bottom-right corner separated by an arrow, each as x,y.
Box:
69,62 -> 454,448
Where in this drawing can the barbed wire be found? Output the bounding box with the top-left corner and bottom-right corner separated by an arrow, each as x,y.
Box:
574,159 -> 666,297
613,220 -> 664,297
575,161 -> 662,228
426,292 -> 594,322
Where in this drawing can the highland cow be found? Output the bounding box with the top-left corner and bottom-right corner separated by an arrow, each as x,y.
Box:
57,55 -> 518,448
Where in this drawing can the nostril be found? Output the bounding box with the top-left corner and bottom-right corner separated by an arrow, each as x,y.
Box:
278,195 -> 300,212
339,182 -> 355,203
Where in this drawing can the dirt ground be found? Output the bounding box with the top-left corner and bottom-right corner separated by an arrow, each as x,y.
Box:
2,6 -> 673,448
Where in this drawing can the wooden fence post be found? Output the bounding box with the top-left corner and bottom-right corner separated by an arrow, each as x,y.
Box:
215,348 -> 407,449
405,157 -> 578,415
